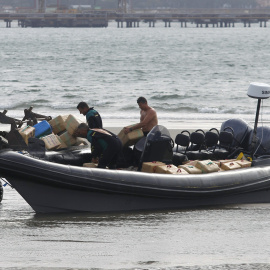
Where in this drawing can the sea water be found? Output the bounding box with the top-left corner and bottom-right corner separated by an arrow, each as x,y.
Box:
1,22 -> 270,129
1,21 -> 270,269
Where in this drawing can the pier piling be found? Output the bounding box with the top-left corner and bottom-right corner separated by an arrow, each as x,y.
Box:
0,9 -> 270,28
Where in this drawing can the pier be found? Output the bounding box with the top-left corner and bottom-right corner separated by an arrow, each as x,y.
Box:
1,8 -> 270,28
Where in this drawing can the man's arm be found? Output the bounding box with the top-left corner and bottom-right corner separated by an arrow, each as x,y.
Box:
91,140 -> 103,159
87,117 -> 95,129
124,109 -> 156,133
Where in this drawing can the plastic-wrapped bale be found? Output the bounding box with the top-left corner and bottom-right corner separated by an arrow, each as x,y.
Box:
183,160 -> 199,166
195,160 -> 219,173
65,115 -> 83,136
49,115 -> 69,135
236,159 -> 252,168
41,134 -> 61,150
173,167 -> 189,175
59,131 -> 77,147
221,161 -> 242,171
215,159 -> 237,167
155,164 -> 177,174
118,125 -> 144,147
33,120 -> 52,138
83,163 -> 98,168
19,126 -> 35,145
141,161 -> 165,173
156,164 -> 189,174
179,164 -> 202,174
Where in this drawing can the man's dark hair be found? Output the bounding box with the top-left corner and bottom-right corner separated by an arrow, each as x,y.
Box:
77,123 -> 89,131
77,102 -> 89,109
137,97 -> 147,104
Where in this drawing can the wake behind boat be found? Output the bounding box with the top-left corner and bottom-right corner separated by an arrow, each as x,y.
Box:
1,82 -> 270,213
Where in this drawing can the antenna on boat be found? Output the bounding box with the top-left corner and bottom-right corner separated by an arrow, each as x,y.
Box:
247,82 -> 270,158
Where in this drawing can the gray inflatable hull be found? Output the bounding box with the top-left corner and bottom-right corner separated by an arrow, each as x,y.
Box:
1,150 -> 270,213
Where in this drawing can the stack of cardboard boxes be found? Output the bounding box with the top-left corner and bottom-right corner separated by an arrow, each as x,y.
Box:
141,158 -> 251,175
18,114 -> 83,150
49,114 -> 83,148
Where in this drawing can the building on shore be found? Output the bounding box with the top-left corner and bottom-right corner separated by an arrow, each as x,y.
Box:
256,0 -> 270,7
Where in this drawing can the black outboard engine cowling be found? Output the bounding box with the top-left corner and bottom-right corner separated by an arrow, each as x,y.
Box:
138,125 -> 174,170
220,118 -> 252,149
248,126 -> 270,156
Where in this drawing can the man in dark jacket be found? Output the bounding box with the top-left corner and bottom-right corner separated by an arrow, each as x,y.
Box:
77,102 -> 103,129
75,123 -> 122,169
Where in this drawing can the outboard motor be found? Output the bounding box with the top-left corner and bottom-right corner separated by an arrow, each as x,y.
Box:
220,118 -> 252,149
138,125 -> 174,170
248,126 -> 270,156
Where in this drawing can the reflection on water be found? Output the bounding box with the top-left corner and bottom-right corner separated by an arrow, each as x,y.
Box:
1,186 -> 270,269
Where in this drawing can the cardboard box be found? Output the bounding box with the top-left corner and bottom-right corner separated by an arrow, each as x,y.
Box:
19,126 -> 35,145
196,160 -> 219,173
59,131 -> 77,147
156,164 -> 190,174
173,168 -> 190,175
55,135 -> 68,149
118,125 -> 144,147
183,160 -> 199,167
236,160 -> 252,168
83,163 -> 98,168
41,134 -> 61,150
213,160 -> 221,167
49,115 -> 69,134
179,164 -> 202,174
141,161 -> 165,173
65,114 -> 83,136
217,159 -> 237,167
155,164 -> 179,174
221,161 -> 242,171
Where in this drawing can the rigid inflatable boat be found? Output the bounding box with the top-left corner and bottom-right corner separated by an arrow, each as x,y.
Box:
1,82 -> 270,213
1,118 -> 270,214
1,147 -> 270,213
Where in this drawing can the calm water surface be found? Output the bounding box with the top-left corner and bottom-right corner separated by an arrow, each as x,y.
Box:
1,186 -> 270,269
1,22 -> 270,129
